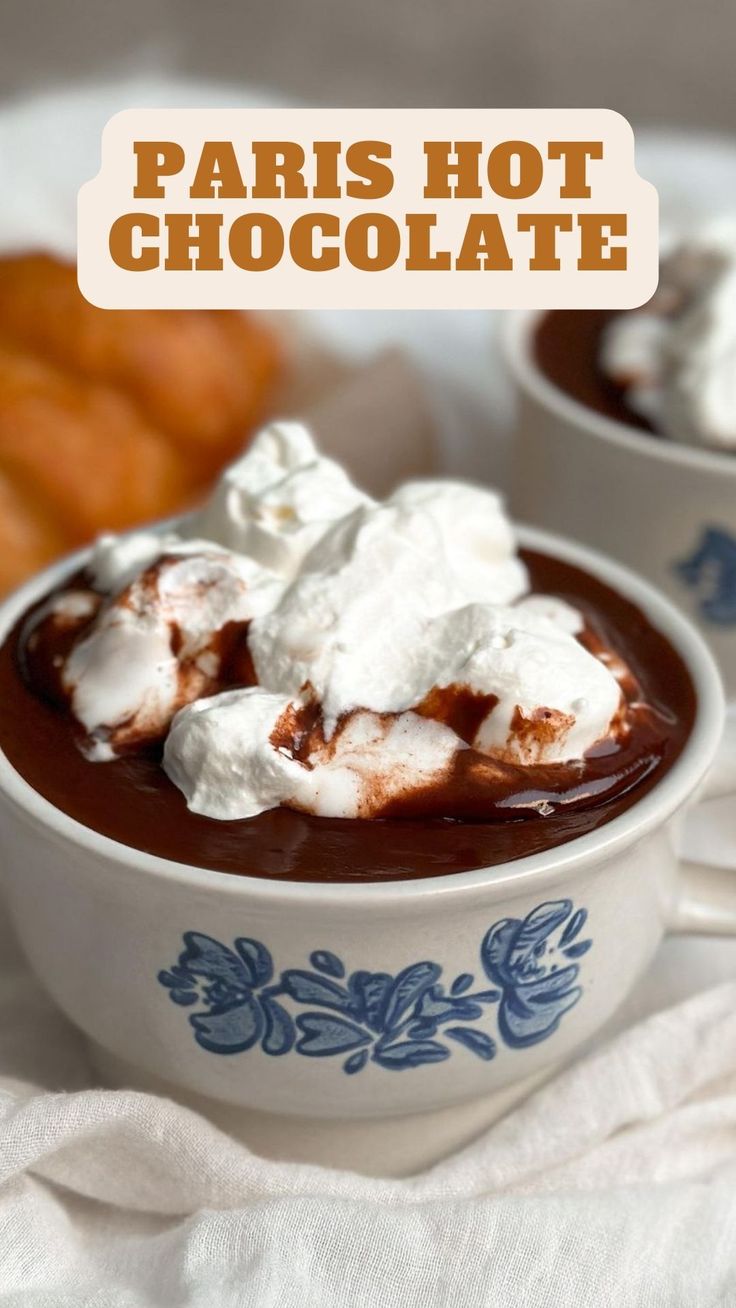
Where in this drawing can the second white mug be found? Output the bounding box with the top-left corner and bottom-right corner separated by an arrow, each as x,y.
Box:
505,309 -> 736,699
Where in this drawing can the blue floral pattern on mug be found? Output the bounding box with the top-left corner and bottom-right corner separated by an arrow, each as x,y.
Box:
676,526 -> 736,626
158,899 -> 591,1073
157,933 -> 296,1056
481,902 -> 591,1048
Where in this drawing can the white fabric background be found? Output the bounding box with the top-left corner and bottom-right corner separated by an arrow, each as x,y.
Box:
1,906 -> 736,1307
0,79 -> 735,1305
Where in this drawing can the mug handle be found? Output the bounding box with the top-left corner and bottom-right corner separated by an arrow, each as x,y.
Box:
670,715 -> 736,936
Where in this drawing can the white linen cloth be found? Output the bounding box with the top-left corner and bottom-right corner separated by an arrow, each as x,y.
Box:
0,77 -> 736,1305
1,900 -> 736,1307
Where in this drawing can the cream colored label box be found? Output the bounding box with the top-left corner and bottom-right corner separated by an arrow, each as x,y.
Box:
78,107 -> 658,310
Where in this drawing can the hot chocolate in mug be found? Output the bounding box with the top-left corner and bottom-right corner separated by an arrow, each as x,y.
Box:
505,310 -> 736,699
0,525 -> 733,1174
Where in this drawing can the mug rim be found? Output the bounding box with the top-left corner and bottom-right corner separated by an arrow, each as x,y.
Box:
503,308 -> 736,479
0,523 -> 724,907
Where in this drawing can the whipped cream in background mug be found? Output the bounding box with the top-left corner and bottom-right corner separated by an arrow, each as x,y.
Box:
601,218 -> 736,452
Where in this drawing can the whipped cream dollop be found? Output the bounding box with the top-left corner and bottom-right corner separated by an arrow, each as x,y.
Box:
29,422 -> 629,820
195,420 -> 372,576
165,695 -> 465,822
601,218 -> 736,450
60,549 -> 283,759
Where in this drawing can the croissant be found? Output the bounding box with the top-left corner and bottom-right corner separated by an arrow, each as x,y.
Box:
0,253 -> 283,592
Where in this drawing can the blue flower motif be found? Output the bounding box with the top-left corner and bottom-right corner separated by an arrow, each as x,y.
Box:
276,956 -> 499,1072
481,900 -> 591,1049
157,932 -> 295,1056
157,901 -> 592,1074
676,525 -> 736,626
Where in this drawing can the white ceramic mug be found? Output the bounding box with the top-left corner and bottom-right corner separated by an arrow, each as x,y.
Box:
505,310 -> 736,698
0,524 -> 731,1172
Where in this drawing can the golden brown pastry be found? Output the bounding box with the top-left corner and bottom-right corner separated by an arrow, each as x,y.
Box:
0,344 -> 190,540
0,253 -> 283,592
0,468 -> 64,593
